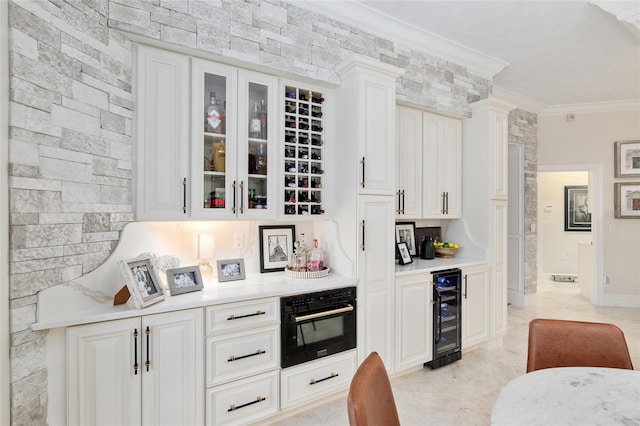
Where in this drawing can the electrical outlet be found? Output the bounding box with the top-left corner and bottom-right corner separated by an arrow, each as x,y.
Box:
604,276 -> 610,287
233,233 -> 244,249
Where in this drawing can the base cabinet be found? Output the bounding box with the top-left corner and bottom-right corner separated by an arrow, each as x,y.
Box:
66,309 -> 204,426
462,263 -> 489,349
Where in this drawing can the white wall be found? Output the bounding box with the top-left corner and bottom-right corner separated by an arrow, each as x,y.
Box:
538,109 -> 640,301
537,171 -> 590,276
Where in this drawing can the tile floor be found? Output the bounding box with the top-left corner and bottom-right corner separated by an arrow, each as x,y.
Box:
269,280 -> 640,425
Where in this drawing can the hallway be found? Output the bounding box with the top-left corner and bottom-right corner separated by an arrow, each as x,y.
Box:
271,280 -> 640,425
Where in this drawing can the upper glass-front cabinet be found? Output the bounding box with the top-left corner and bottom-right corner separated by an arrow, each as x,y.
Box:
191,60 -> 277,219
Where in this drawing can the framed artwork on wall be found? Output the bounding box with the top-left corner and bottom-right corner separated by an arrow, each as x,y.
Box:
614,140 -> 640,178
258,225 -> 296,272
564,185 -> 591,232
614,182 -> 640,218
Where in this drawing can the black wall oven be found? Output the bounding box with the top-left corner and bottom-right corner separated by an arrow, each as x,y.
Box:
281,287 -> 356,368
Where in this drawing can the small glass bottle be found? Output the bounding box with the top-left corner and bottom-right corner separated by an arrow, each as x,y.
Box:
256,143 -> 267,175
307,239 -> 324,272
297,234 -> 308,272
206,91 -> 222,133
249,102 -> 261,138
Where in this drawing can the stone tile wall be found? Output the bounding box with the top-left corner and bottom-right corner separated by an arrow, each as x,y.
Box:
509,108 -> 538,296
6,0 -> 490,423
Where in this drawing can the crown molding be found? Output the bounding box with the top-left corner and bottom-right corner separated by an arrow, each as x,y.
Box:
540,99 -> 640,116
492,86 -> 545,114
289,0 -> 509,78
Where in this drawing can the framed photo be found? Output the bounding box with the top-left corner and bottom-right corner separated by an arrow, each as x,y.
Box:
614,182 -> 640,218
165,266 -> 203,296
564,185 -> 591,232
258,225 -> 295,273
614,140 -> 640,178
118,256 -> 167,309
216,258 -> 246,282
395,222 -> 417,256
397,242 -> 413,265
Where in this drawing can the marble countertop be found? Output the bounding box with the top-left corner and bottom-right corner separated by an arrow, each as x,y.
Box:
395,256 -> 486,276
33,271 -> 356,330
491,367 -> 640,425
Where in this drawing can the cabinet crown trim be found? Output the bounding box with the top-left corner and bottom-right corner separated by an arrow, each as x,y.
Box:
335,54 -> 404,78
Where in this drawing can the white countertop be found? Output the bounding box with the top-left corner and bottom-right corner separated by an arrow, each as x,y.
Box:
395,256 -> 485,276
33,271 -> 356,330
491,367 -> 640,425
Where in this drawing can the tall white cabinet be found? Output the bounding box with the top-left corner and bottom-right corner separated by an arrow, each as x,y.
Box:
67,309 -> 204,425
335,55 -> 402,370
462,97 -> 514,349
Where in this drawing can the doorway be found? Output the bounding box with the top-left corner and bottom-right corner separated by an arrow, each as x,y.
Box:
537,165 -> 603,305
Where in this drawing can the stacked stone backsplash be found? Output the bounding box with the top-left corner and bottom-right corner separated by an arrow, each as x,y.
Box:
6,0 -> 490,423
509,108 -> 538,297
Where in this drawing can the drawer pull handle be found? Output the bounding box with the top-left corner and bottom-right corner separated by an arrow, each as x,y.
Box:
310,372 -> 339,385
294,305 -> 353,323
227,310 -> 266,321
228,349 -> 266,362
228,396 -> 266,412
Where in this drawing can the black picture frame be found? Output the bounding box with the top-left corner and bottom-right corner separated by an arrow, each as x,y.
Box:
397,242 -> 413,265
258,225 -> 296,272
395,222 -> 417,256
564,185 -> 591,232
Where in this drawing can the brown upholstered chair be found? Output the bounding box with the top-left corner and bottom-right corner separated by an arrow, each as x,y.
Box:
347,352 -> 400,426
526,318 -> 634,373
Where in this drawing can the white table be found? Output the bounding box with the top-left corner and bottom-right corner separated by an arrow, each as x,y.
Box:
491,367 -> 640,425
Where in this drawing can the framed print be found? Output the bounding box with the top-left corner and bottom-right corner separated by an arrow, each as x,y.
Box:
614,140 -> 640,178
397,242 -> 413,265
165,266 -> 203,296
395,222 -> 417,256
217,258 -> 246,282
614,182 -> 640,218
564,185 -> 591,232
259,225 -> 296,273
118,256 -> 167,309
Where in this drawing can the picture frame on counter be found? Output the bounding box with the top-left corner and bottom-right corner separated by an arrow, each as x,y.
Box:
614,182 -> 640,218
259,224 -> 296,272
118,256 -> 167,309
165,265 -> 203,296
217,258 -> 246,282
397,242 -> 413,265
564,185 -> 591,232
614,140 -> 640,178
395,221 -> 417,256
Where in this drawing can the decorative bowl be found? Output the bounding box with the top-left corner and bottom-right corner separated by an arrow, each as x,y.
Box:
435,247 -> 459,258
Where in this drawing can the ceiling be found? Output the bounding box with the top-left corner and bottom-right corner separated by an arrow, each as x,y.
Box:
298,1 -> 640,110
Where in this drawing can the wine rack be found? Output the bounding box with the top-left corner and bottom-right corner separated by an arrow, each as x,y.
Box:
283,85 -> 325,216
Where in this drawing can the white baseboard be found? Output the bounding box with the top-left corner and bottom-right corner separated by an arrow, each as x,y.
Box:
602,294 -> 640,308
508,290 -> 537,307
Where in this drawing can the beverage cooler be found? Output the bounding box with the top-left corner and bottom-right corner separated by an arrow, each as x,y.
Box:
425,268 -> 462,369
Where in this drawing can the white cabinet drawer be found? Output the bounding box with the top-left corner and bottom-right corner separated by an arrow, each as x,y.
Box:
280,350 -> 356,409
207,325 -> 279,386
206,370 -> 279,426
206,298 -> 279,335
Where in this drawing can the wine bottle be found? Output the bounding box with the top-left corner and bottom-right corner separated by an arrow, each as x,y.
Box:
249,102 -> 261,138
206,91 -> 222,133
259,99 -> 267,139
256,143 -> 267,175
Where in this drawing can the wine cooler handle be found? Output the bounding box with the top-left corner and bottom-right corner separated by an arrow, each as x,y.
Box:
464,274 -> 468,299
232,180 -> 237,214
360,157 -> 365,188
182,178 -> 187,214
145,326 -> 150,372
133,328 -> 139,375
360,220 -> 365,251
239,181 -> 244,214
435,289 -> 442,343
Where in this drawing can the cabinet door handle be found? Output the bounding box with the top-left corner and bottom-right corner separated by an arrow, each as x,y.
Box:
232,180 -> 237,214
396,190 -> 402,214
228,396 -> 266,412
239,181 -> 244,214
133,328 -> 139,375
445,192 -> 449,214
401,190 -> 405,214
145,326 -> 150,372
182,178 -> 187,214
360,220 -> 365,251
441,192 -> 446,214
360,157 -> 365,188
227,310 -> 265,321
464,274 -> 468,299
228,349 -> 266,362
310,372 -> 339,385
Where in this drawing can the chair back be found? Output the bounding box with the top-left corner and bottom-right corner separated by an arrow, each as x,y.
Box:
347,352 -> 400,426
527,318 -> 634,373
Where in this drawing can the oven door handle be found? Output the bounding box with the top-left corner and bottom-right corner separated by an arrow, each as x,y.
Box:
293,304 -> 354,323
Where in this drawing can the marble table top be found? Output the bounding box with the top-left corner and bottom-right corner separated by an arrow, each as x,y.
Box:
491,367 -> 640,425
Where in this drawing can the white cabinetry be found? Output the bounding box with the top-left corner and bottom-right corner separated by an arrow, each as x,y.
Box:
396,106 -> 462,219
461,263 -> 489,349
394,273 -> 433,372
462,97 -> 515,349
205,298 -> 279,425
67,309 -> 204,425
